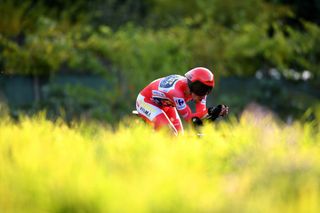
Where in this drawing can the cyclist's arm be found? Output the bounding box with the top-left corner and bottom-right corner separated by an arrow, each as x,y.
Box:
194,97 -> 208,119
173,97 -> 208,121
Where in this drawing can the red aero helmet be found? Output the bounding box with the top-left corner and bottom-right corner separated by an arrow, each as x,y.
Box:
185,67 -> 215,96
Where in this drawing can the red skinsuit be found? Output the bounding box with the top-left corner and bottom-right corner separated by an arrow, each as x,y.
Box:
136,75 -> 208,135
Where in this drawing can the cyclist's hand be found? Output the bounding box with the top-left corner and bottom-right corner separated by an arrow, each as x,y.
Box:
192,117 -> 203,127
219,104 -> 229,117
208,104 -> 229,121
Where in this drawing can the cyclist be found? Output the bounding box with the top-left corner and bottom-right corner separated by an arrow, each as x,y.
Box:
135,67 -> 228,135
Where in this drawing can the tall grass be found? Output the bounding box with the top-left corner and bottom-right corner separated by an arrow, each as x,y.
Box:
0,114 -> 319,213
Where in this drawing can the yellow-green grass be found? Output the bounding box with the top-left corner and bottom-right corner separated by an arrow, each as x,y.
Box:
0,114 -> 319,213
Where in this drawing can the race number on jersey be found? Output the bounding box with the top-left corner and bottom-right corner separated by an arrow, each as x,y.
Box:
158,75 -> 183,93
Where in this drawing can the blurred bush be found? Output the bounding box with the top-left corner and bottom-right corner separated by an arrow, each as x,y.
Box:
0,0 -> 319,123
0,114 -> 319,212
1,0 -> 319,78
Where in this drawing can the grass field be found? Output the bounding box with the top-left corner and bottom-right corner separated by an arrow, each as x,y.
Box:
0,113 -> 319,213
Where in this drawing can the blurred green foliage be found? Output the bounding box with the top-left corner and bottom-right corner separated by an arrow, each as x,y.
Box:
0,0 -> 319,123
41,83 -> 124,122
1,0 -> 319,78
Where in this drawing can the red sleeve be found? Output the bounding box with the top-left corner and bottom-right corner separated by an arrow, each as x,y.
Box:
193,98 -> 208,119
173,96 -> 208,122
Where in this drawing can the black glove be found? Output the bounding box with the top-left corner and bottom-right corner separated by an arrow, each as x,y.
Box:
207,105 -> 225,121
191,117 -> 203,127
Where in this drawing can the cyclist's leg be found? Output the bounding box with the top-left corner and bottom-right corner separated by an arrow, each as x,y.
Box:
136,94 -> 178,135
153,113 -> 178,135
163,107 -> 184,134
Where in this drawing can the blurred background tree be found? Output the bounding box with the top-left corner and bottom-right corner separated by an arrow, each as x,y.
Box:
0,0 -> 319,123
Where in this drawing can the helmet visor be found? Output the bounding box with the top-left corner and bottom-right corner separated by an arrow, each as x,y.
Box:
189,80 -> 212,96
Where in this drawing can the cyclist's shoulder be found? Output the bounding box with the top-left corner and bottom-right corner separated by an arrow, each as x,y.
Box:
159,74 -> 185,84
